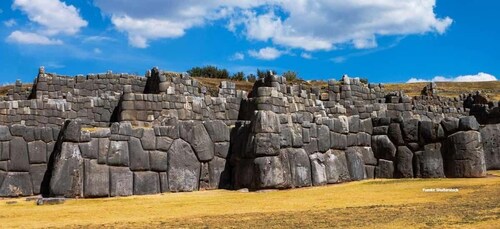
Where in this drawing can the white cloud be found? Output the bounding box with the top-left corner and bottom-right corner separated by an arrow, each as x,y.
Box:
94,48 -> 102,54
230,52 -> 245,61
301,53 -> 312,59
248,47 -> 283,60
94,0 -> 452,50
6,31 -> 62,45
12,0 -> 87,35
4,19 -> 16,27
407,72 -> 497,83
83,36 -> 116,43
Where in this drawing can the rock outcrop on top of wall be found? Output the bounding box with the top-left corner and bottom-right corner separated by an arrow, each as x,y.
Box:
0,67 -> 498,197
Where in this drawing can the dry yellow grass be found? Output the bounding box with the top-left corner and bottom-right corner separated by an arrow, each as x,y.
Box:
1,172 -> 499,228
385,81 -> 500,100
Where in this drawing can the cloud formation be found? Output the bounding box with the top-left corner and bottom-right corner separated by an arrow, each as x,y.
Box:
8,0 -> 87,45
407,72 -> 497,83
248,47 -> 284,60
94,0 -> 452,49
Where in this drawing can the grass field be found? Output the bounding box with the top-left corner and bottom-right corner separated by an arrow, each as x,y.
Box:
1,171 -> 499,228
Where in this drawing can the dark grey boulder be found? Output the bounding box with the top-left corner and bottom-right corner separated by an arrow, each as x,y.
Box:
0,141 -> 9,161
317,125 -> 331,152
357,146 -> 377,165
156,136 -> 173,152
348,115 -> 360,133
459,116 -> 480,131
371,135 -> 396,160
141,128 -> 156,150
49,142 -> 83,197
0,126 -> 12,141
28,140 -> 47,164
149,151 -> 168,172
357,132 -> 371,147
441,117 -> 459,135
254,156 -> 290,189
159,172 -> 169,193
325,150 -> 351,183
372,126 -> 388,135
388,123 -> 405,146
110,167 -> 133,197
280,128 -> 292,148
395,146 -> 413,178
480,124 -> 500,169
286,148 -> 312,188
133,171 -> 160,195
252,110 -> 281,133
330,132 -> 347,150
303,139 -> 318,155
445,131 -> 486,178
232,159 -> 254,190
0,172 -> 33,197
413,143 -> 445,178
419,121 -> 439,143
253,133 -> 280,156
107,141 -> 129,166
360,118 -> 373,134
9,137 -> 30,172
129,137 -> 150,171
79,138 -> 98,159
401,119 -> 419,142
208,157 -> 229,189
98,138 -> 109,164
83,159 -> 109,197
345,147 -> 365,181
347,134 -> 358,147
309,153 -> 327,186
29,164 -> 47,195
214,142 -> 230,158
180,122 -> 214,162
204,120 -> 230,142
375,159 -> 394,178
63,120 -> 81,142
365,165 -> 375,179
168,139 -> 200,192
291,126 -> 304,147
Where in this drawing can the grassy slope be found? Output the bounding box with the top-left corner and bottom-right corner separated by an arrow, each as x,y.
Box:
1,172 -> 499,228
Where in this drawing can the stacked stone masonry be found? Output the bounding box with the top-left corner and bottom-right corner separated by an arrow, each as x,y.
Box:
0,67 -> 498,197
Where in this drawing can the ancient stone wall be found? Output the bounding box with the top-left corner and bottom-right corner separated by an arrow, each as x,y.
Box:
0,67 -> 498,197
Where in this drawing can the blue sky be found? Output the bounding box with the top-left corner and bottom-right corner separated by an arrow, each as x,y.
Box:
0,0 -> 498,84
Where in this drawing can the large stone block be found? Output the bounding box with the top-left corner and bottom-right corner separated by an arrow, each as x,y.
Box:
208,157 -> 229,189
0,172 -> 33,197
110,167 -> 133,197
0,126 -> 12,141
150,151 -> 168,172
156,137 -> 173,151
441,117 -> 459,135
388,123 -> 405,146
29,164 -> 47,195
286,148 -> 312,188
129,137 -> 150,171
348,115 -> 360,133
84,159 -> 109,197
395,146 -> 413,178
214,142 -> 230,159
79,138 -> 98,159
28,140 -> 47,164
141,128 -> 156,150
375,159 -> 394,178
481,124 -> 500,169
252,110 -> 281,133
253,156 -> 290,189
168,139 -> 200,192
9,137 -> 30,172
445,131 -> 486,178
50,142 -> 83,197
180,122 -> 214,162
317,125 -> 330,152
133,171 -> 160,195
107,141 -> 129,166
459,116 -> 480,131
401,119 -> 419,142
204,120 -> 230,142
413,143 -> 445,178
371,135 -> 396,161
253,133 -> 280,156
345,147 -> 365,181
324,150 -> 350,183
309,153 -> 327,186
330,132 -> 347,150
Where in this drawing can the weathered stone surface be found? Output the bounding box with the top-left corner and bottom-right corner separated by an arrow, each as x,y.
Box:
330,132 -> 347,150
357,146 -> 377,165
348,115 -> 360,133
309,153 -> 327,186
98,138 -> 110,164
371,135 -> 396,160
441,117 -> 459,134
285,148 -> 312,188
159,172 -> 169,193
445,131 -> 486,178
50,142 -> 83,197
84,159 -> 109,197
129,137 -> 150,171
325,150 -> 350,183
317,125 -> 330,152
0,126 -> 12,141
150,151 -> 168,172
388,123 -> 405,146
0,172 -> 33,197
459,116 -> 480,131
110,167 -> 133,197
133,171 -> 160,195
365,165 -> 375,179
376,159 -> 394,178
253,133 -> 280,156
29,164 -> 47,195
156,137 -> 173,151
208,157 -> 229,189
63,120 -> 81,142
395,146 -> 413,178
419,121 -> 438,143
345,147 -> 365,181
107,141 -> 129,166
360,118 -> 373,134
252,110 -> 280,133
168,139 -> 200,192
254,156 -> 289,189
141,128 -> 156,150
214,142 -> 230,158
80,138 -> 98,159
413,143 -> 444,178
28,140 -> 46,163
9,137 -> 30,171
204,120 -> 230,142
401,119 -> 419,142
481,124 -> 500,170
372,126 -> 388,135
180,122 -> 214,161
